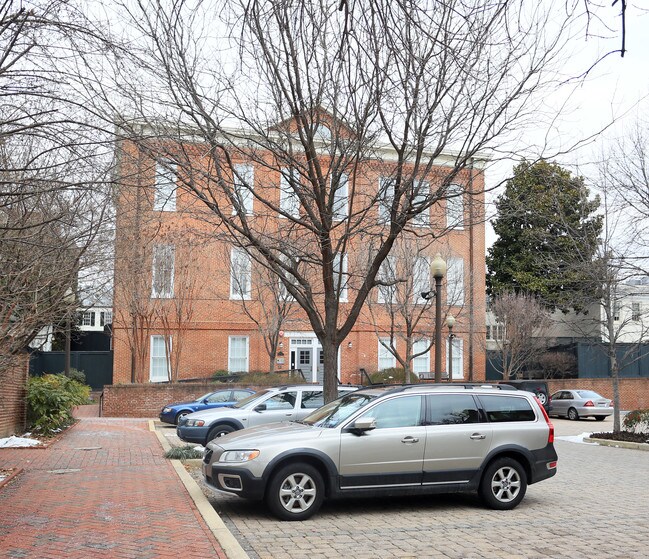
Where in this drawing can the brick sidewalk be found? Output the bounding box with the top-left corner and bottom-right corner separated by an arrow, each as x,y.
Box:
0,416 -> 228,559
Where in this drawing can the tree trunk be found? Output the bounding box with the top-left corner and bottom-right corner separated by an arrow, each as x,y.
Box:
321,339 -> 340,403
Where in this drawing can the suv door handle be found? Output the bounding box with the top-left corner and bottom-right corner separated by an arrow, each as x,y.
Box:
470,433 -> 486,440
401,436 -> 419,444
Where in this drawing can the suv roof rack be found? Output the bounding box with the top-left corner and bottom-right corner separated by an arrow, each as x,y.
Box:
357,383 -> 519,395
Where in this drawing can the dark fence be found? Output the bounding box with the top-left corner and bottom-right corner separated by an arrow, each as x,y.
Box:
29,351 -> 114,390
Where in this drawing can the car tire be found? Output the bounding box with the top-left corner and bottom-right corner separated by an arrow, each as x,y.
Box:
266,462 -> 324,521
206,424 -> 235,443
595,416 -> 606,421
535,392 -> 548,406
567,407 -> 579,421
479,457 -> 527,510
175,410 -> 192,425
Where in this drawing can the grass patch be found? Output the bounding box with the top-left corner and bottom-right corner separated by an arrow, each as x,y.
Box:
165,445 -> 204,460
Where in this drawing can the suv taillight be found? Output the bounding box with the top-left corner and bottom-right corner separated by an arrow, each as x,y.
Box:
583,400 -> 594,407
535,396 -> 554,444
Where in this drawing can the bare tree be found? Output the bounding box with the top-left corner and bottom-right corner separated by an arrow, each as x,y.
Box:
0,2 -> 115,372
82,0 -> 584,401
489,291 -> 552,381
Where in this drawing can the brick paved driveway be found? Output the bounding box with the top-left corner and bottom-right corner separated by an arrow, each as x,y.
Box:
0,417 -> 227,559
193,418 -> 649,559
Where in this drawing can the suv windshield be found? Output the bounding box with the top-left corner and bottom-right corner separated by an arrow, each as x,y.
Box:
232,389 -> 273,409
302,392 -> 376,428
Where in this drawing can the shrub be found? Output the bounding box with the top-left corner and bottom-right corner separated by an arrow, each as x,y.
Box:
367,368 -> 420,385
26,374 -> 91,434
233,371 -> 307,385
164,445 -> 204,460
622,409 -> 649,434
65,368 -> 87,384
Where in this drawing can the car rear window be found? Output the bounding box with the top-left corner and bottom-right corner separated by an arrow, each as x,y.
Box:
575,390 -> 603,399
478,395 -> 536,422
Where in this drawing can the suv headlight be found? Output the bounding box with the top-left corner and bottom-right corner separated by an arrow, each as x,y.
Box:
219,450 -> 260,463
185,419 -> 205,427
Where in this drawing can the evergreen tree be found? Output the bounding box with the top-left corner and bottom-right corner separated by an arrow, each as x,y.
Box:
487,160 -> 602,311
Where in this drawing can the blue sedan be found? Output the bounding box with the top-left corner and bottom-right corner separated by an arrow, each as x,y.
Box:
159,388 -> 255,425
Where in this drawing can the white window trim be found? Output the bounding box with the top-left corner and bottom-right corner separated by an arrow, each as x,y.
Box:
411,180 -> 430,227
279,167 -> 300,218
230,248 -> 252,300
150,335 -> 171,382
332,173 -> 349,220
446,183 -> 464,229
378,176 -> 395,223
412,339 -> 430,375
154,161 -> 177,212
151,244 -> 175,299
228,336 -> 250,373
233,163 -> 254,215
334,253 -> 348,302
446,337 -> 463,380
378,337 -> 396,370
377,256 -> 396,304
413,255 -> 431,304
447,257 -> 465,306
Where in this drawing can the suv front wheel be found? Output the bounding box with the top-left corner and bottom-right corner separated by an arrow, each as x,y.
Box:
479,457 -> 527,510
266,462 -> 324,521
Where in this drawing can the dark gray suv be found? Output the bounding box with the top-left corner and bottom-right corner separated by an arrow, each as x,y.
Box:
202,384 -> 557,520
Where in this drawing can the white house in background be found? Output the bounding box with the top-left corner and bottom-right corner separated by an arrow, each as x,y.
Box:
78,306 -> 113,332
605,278 -> 649,343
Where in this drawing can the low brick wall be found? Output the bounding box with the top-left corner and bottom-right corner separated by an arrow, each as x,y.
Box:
101,383 -> 260,417
0,354 -> 29,437
546,378 -> 649,411
101,377 -> 649,418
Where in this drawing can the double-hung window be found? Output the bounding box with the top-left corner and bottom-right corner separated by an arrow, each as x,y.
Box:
378,337 -> 396,370
412,339 -> 430,376
230,248 -> 252,300
632,302 -> 641,321
151,244 -> 175,299
446,337 -> 463,379
233,163 -> 254,215
378,176 -> 395,223
411,180 -> 430,226
377,256 -> 396,304
154,161 -> 177,211
228,336 -> 249,372
332,173 -> 349,220
279,168 -> 300,217
447,257 -> 464,306
150,335 -> 170,382
413,256 -> 431,303
446,184 -> 464,229
333,252 -> 348,302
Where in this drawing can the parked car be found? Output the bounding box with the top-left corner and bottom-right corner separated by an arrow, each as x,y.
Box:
177,384 -> 358,446
499,380 -> 552,412
202,383 -> 557,520
159,388 -> 255,425
549,389 -> 613,421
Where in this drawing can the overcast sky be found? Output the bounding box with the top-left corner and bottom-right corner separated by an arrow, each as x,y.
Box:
484,4 -> 649,247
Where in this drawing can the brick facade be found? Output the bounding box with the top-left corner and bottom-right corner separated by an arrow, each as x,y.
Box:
112,133 -> 487,386
0,354 -> 29,437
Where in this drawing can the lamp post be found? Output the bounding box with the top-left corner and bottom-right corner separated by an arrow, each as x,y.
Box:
431,253 -> 446,383
446,314 -> 456,381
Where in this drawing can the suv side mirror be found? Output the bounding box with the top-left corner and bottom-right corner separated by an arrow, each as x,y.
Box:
254,403 -> 267,412
351,417 -> 376,435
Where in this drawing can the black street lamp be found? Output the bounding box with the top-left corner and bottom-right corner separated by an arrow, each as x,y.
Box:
430,254 -> 447,382
446,313 -> 456,381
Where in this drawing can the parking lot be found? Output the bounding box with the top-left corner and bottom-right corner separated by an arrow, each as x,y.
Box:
169,418 -> 649,559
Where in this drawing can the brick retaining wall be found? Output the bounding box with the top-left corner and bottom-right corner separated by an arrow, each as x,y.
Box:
102,377 -> 649,418
101,383 -> 261,417
546,378 -> 649,410
0,355 -> 29,437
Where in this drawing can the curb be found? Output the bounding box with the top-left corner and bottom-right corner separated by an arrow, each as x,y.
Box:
0,468 -> 23,489
149,421 -> 250,559
584,436 -> 649,451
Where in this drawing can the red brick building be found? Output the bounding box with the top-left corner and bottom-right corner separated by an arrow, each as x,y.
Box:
112,122 -> 488,386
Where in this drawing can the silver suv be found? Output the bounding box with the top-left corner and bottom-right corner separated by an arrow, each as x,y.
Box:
177,384 -> 358,446
202,384 -> 557,520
